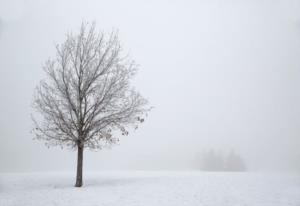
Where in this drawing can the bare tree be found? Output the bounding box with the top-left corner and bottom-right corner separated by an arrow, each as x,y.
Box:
32,22 -> 150,187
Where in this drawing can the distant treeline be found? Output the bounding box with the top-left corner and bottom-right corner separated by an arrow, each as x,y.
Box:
199,149 -> 246,171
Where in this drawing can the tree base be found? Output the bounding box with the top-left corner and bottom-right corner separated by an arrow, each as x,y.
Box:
75,182 -> 83,187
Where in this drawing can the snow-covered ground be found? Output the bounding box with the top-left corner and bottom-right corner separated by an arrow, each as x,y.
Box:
1,171 -> 300,206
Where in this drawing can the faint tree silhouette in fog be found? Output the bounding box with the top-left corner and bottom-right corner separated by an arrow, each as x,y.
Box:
200,149 -> 246,171
224,150 -> 246,171
32,22 -> 150,187
200,149 -> 224,171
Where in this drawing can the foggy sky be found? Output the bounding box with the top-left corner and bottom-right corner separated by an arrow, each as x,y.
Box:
0,0 -> 300,172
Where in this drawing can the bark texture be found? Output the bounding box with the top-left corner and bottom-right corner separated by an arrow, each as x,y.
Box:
75,145 -> 83,187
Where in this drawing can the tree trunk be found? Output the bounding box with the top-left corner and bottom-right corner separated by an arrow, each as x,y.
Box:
75,145 -> 84,187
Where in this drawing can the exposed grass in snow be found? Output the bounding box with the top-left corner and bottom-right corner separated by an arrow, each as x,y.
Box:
0,171 -> 300,206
